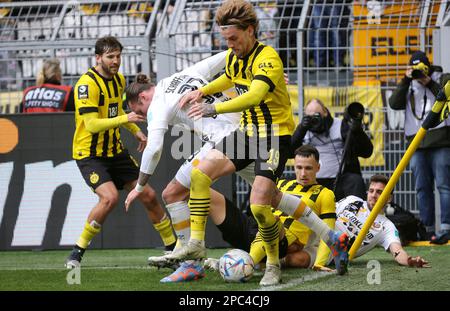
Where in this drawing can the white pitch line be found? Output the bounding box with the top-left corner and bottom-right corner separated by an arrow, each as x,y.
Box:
252,271 -> 334,291
0,266 -> 150,271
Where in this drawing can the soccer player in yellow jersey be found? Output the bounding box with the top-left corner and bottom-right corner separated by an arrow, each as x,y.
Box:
272,145 -> 337,271
65,36 -> 176,268
170,0 -> 350,286
204,145 -> 338,272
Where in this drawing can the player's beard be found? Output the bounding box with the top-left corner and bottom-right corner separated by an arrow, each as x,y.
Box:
101,63 -> 119,78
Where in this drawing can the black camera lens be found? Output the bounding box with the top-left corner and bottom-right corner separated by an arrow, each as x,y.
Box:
411,69 -> 425,79
310,115 -> 321,127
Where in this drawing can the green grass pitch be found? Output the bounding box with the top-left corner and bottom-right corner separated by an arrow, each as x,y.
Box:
0,246 -> 449,291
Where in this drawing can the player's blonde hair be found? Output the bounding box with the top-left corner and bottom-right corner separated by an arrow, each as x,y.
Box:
36,58 -> 62,86
126,73 -> 155,104
215,0 -> 259,35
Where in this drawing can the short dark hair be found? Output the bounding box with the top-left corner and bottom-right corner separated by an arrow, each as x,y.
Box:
369,174 -> 389,186
294,145 -> 320,162
95,36 -> 123,55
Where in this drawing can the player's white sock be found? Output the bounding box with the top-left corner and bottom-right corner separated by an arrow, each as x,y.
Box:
277,192 -> 332,243
166,201 -> 191,251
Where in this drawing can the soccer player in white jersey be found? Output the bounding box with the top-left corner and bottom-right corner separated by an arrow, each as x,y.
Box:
124,52 -> 351,283
296,174 -> 429,268
123,51 -> 255,282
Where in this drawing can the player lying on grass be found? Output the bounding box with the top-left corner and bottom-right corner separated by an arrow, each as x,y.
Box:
123,52 -> 349,282
164,0 -> 349,286
155,145 -> 348,283
205,174 -> 430,274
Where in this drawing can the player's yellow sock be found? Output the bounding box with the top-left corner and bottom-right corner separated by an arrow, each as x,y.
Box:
76,220 -> 101,249
249,234 -> 267,265
153,213 -> 176,248
189,168 -> 212,241
250,204 -> 280,266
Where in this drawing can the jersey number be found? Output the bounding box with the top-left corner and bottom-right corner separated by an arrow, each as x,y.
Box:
266,148 -> 280,168
108,103 -> 118,118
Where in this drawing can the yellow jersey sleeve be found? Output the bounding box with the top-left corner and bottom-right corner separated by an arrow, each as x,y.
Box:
215,79 -> 269,113
118,100 -> 141,135
252,49 -> 283,93
200,73 -> 233,96
74,75 -> 100,111
82,113 -> 128,134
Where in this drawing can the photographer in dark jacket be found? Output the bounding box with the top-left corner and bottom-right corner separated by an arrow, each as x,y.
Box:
291,98 -> 373,201
388,51 -> 450,244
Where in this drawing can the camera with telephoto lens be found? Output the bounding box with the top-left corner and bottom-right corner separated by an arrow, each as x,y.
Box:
303,112 -> 323,132
344,102 -> 365,131
411,62 -> 429,79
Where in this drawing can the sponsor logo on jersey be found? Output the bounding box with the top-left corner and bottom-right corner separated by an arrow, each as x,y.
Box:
78,85 -> 89,99
372,222 -> 381,229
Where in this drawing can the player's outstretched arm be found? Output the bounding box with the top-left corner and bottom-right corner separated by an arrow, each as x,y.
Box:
125,128 -> 166,211
389,242 -> 430,268
125,171 -> 150,211
83,111 -> 146,134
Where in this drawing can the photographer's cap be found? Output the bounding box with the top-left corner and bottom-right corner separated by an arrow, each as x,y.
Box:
409,51 -> 430,67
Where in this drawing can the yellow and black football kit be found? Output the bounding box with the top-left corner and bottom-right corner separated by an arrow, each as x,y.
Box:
201,42 -> 295,182
201,42 -> 295,137
73,67 -> 141,190
273,179 -> 336,267
188,42 -> 294,268
218,180 -> 336,266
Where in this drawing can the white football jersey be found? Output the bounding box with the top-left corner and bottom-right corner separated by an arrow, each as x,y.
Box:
147,51 -> 239,144
335,196 -> 401,257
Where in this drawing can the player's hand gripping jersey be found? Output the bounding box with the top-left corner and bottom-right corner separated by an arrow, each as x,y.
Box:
335,196 -> 401,257
140,51 -> 240,176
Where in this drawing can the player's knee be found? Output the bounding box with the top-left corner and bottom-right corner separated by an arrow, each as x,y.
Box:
141,186 -> 158,206
250,204 -> 271,226
162,183 -> 183,204
191,168 -> 212,191
99,192 -> 119,209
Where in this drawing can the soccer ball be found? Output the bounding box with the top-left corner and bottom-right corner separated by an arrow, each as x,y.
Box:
219,249 -> 254,282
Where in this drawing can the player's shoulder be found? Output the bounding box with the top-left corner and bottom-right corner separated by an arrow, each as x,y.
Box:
76,71 -> 97,87
315,184 -> 333,196
256,44 -> 281,61
336,195 -> 364,210
339,195 -> 364,204
115,72 -> 126,85
276,178 -> 297,189
377,213 -> 395,226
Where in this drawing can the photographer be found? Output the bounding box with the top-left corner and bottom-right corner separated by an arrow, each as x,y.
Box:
291,98 -> 373,201
388,51 -> 450,244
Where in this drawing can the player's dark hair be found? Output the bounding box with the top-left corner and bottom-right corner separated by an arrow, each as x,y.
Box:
126,73 -> 154,104
95,36 -> 123,55
294,144 -> 320,162
368,174 -> 392,194
369,174 -> 389,186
